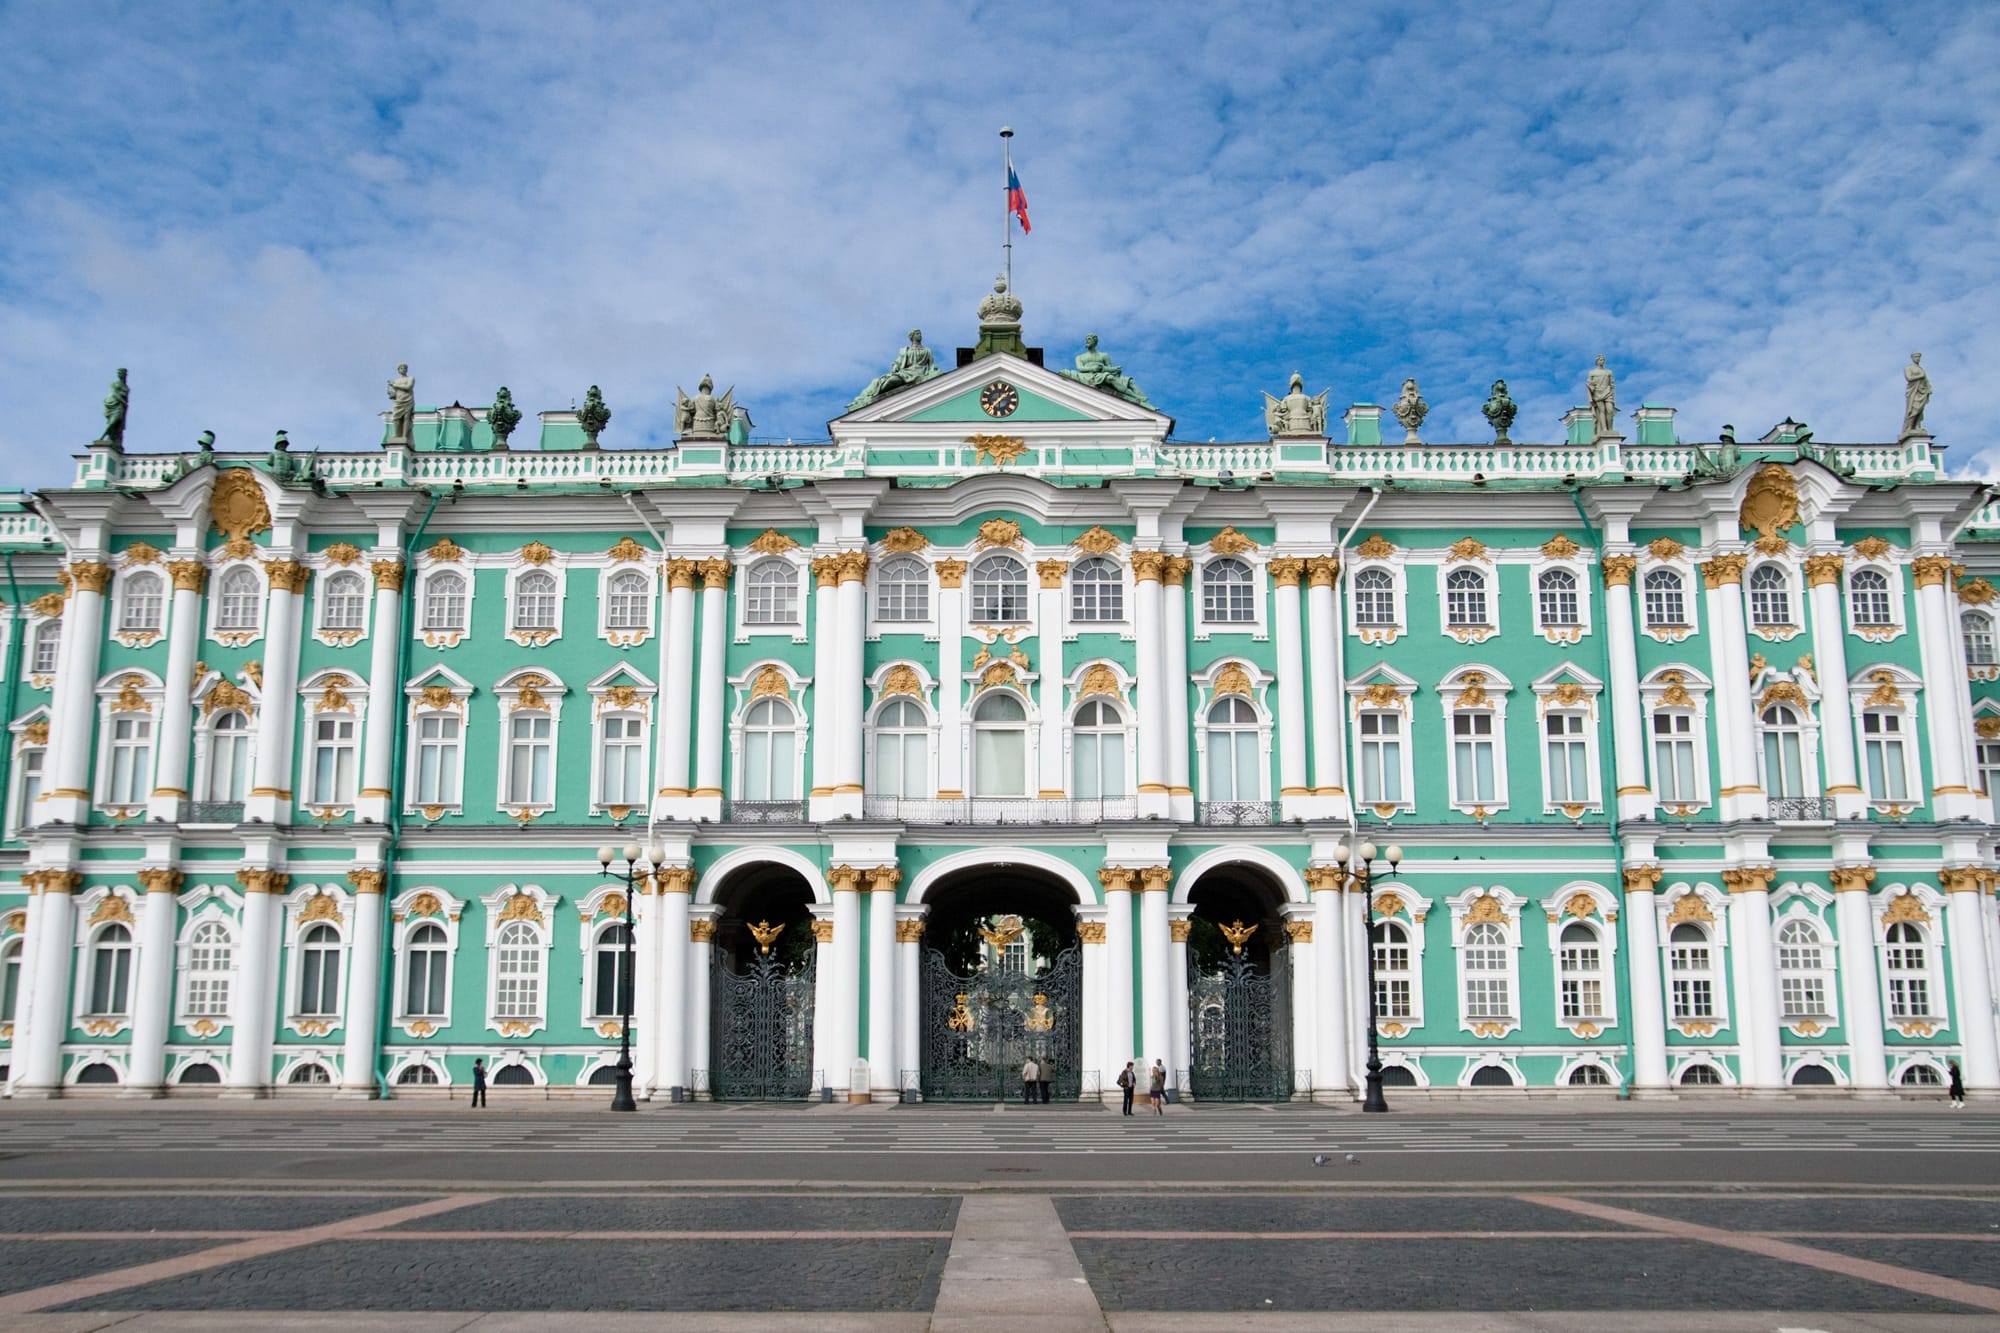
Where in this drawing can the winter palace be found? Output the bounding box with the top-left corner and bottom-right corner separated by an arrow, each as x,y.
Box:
1,287 -> 1997,1103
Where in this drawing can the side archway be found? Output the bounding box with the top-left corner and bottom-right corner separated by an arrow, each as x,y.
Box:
905,847 -> 1095,907
695,846 -> 830,906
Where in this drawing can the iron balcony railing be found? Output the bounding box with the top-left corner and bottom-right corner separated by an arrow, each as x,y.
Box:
1768,796 -> 1832,822
1197,801 -> 1279,826
185,801 -> 244,825
722,800 -> 807,825
862,797 -> 1137,825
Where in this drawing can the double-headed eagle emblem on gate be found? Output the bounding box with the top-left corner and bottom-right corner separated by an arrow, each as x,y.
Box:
1219,920 -> 1259,956
748,920 -> 785,955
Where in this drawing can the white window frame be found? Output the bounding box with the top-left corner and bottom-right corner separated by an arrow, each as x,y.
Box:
1067,556 -> 1127,628
1640,666 -> 1713,813
594,709 -> 652,813
1540,884 -> 1620,1032
505,564 -> 566,646
1871,886 -> 1950,1032
1193,552 -> 1267,641
493,669 -> 567,815
598,563 -> 655,647
298,669 -> 366,814
28,614 -> 61,681
207,561 -> 266,646
416,563 -> 474,648
969,552 -> 1033,628
1657,886 -> 1732,1035
282,888 -> 352,1033
71,892 -> 139,1028
967,687 -> 1035,798
1844,557 -> 1906,642
1436,560 -> 1497,644
1194,661 -> 1276,807
1746,561 -> 1802,641
312,566 -> 370,647
737,556 -> 807,640
1347,667 -> 1418,814
1773,904 -> 1836,1025
6,709 -> 50,838
175,914 -> 236,1027
1636,548 -> 1697,643
1447,888 -> 1523,1037
869,553 -> 934,636
111,566 -> 168,646
578,898 -> 637,1027
1347,561 -> 1404,645
403,667 -> 473,816
1068,695 -> 1134,800
92,672 -> 162,811
1755,696 -> 1822,804
865,664 -> 938,802
1532,669 -> 1604,815
1439,666 -> 1511,815
1367,888 -> 1432,1033
482,884 -> 555,1037
729,665 -> 809,803
1975,705 -> 2000,797
1963,610 -> 1999,680
1848,666 -> 1922,809
195,706 -> 255,807
391,886 -> 464,1036
1529,553 -> 1591,644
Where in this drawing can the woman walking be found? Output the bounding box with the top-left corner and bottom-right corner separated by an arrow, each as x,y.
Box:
1948,1059 -> 1965,1109
1148,1059 -> 1166,1115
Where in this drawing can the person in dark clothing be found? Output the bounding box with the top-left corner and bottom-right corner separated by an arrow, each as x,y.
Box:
1117,1061 -> 1136,1115
471,1058 -> 488,1108
1948,1059 -> 1965,1109
1038,1055 -> 1053,1104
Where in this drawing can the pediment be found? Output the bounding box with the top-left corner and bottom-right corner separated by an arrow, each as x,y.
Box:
831,351 -> 1171,432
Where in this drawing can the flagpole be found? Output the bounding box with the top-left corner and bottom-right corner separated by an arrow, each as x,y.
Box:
1000,125 -> 1014,290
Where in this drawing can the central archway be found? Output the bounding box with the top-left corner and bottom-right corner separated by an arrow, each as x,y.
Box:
918,861 -> 1083,1102
1184,861 -> 1294,1102
707,860 -> 817,1101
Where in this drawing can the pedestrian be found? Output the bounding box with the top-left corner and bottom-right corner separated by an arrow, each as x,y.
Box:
470,1058 -> 488,1109
1948,1059 -> 1965,1109
1117,1061 -> 1136,1116
1149,1059 -> 1166,1115
1038,1054 -> 1053,1104
1021,1056 -> 1039,1104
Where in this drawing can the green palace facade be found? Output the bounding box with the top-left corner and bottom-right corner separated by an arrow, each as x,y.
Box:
2,292 -> 1998,1102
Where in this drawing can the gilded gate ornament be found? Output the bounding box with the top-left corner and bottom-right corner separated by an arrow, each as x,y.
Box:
947,993 -> 975,1033
978,914 -> 1025,950
1218,919 -> 1258,954
1025,994 -> 1055,1032
748,920 -> 785,954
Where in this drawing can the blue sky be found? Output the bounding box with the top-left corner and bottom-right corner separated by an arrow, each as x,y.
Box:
3,2 -> 1996,485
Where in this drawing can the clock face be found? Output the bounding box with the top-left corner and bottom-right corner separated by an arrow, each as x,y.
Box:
980,381 -> 1021,418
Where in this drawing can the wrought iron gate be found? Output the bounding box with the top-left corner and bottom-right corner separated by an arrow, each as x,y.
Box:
710,944 -> 815,1100
1188,945 -> 1292,1101
921,943 -> 1081,1101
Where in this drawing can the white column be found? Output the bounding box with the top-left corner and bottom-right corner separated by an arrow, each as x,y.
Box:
1036,562 -> 1067,798
654,867 -> 693,1096
688,911 -> 715,1094
1138,866 -> 1171,1073
1132,555 -> 1168,817
1099,869 -> 1136,1078
1310,869 -> 1349,1095
832,555 -> 868,816
7,888 -> 42,1093
225,871 -> 285,1094
808,557 -> 838,813
1077,907 -> 1107,1101
354,561 -> 406,823
690,560 -> 730,816
149,565 -> 206,820
656,562 -> 698,807
1271,561 -> 1309,816
1832,866 -> 1889,1090
630,880 -> 660,1098
1806,556 -> 1865,819
896,907 -> 926,1099
1284,911 -> 1316,1102
1622,866 -> 1670,1091
42,562 -> 111,825
1163,558 -> 1194,820
124,870 -> 182,1095
808,906 -> 835,1095
1603,559 -> 1655,822
1347,884 -> 1370,1086
1306,558 -> 1344,814
829,868 -> 863,1097
337,869 -> 386,1096
1945,868 -> 2000,1090
1167,909 -> 1191,1098
246,561 -> 306,825
1705,560 -> 1766,822
1727,868 -> 1783,1088
937,562 -> 966,797
18,872 -> 78,1093
1915,559 -> 1980,819
866,866 -> 898,1096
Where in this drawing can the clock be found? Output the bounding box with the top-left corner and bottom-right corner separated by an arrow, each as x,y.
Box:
980,381 -> 1021,418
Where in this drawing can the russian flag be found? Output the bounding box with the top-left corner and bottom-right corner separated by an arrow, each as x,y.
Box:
1007,165 -> 1031,234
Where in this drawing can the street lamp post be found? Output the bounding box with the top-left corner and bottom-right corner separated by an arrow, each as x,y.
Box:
1333,839 -> 1402,1113
596,842 -> 665,1113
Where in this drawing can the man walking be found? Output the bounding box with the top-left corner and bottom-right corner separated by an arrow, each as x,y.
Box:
1117,1061 -> 1136,1116
1948,1059 -> 1966,1109
1037,1054 -> 1053,1104
1021,1056 -> 1039,1104
470,1058 -> 488,1109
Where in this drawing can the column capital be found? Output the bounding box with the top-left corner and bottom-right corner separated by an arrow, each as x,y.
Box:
1036,558 -> 1069,589
1699,553 -> 1747,586
811,555 -> 842,589
1097,866 -> 1137,893
1829,864 -> 1876,894
234,868 -> 291,895
934,558 -> 967,589
1137,865 -> 1173,894
1912,554 -> 1956,588
1304,864 -> 1345,894
370,560 -> 406,593
264,559 -> 310,594
1285,920 -> 1314,943
1169,918 -> 1191,942
1131,550 -> 1167,582
828,864 -> 865,893
835,550 -> 871,584
69,560 -> 113,594
810,919 -> 835,943
1621,864 -> 1663,895
1306,556 -> 1340,588
699,557 -> 733,591
866,864 -> 902,893
345,868 -> 386,895
1601,554 -> 1637,586
895,918 -> 926,942
1268,557 -> 1305,587
1162,555 -> 1192,586
653,865 -> 696,895
1804,553 -> 1846,586
167,559 -> 209,593
690,919 -> 717,943
1722,865 -> 1776,894
666,558 -> 701,591
1940,866 -> 1986,894
1078,920 -> 1107,944
136,868 -> 184,895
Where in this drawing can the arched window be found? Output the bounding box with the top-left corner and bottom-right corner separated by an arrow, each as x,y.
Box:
1776,918 -> 1829,1019
1965,612 -> 1997,666
1462,921 -> 1510,1020
872,697 -> 929,799
1568,1063 -> 1611,1086
1667,922 -> 1714,1021
605,571 -> 650,631
1759,704 -> 1806,799
1861,709 -> 1910,802
31,619 -> 61,674
1884,922 -> 1932,1018
396,1063 -> 441,1085
1469,1064 -> 1516,1088
1793,1064 -> 1836,1087
1900,1063 -> 1943,1087
1205,696 -> 1260,802
504,712 -> 553,806
1371,921 -> 1413,1020
404,922 -> 449,1017
591,923 -> 633,1019
745,560 -> 798,626
1850,568 -> 1894,626
741,698 -> 797,800
493,920 -> 541,1019
1445,568 -> 1488,627
178,1063 -> 220,1085
1642,569 -> 1686,628
74,1061 -> 118,1084
288,1063 -> 331,1085
513,570 -> 558,631
205,711 -> 251,803
1070,557 -> 1123,622
1651,708 -> 1698,802
1537,568 -> 1579,626
875,556 -> 928,623
972,692 -> 1028,796
87,922 -> 133,1016
422,571 -> 467,632
1558,922 -> 1604,1021
1357,708 -> 1404,805
493,1064 -> 534,1086
216,567 -> 261,631
972,555 -> 1029,624
1,937 -> 22,1025
182,921 -> 232,1019
1072,698 -> 1127,799
1203,558 -> 1255,623
1980,723 -> 2000,800
120,571 -> 164,633
296,923 -> 341,1017
1679,1063 -> 1723,1086
1353,568 -> 1395,626
321,571 -> 367,632
1748,565 -> 1791,627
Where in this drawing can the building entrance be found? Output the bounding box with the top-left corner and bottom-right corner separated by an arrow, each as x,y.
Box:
1185,867 -> 1294,1102
707,864 -> 816,1101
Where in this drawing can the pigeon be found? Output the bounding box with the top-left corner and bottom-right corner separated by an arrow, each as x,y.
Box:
1312,1154 -> 1328,1166
1345,1154 -> 1360,1165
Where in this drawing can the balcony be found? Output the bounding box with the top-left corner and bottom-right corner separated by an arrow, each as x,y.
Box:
185,801 -> 244,825
722,800 -> 807,825
1197,801 -> 1279,827
1768,797 -> 1831,822
862,797 -> 1136,826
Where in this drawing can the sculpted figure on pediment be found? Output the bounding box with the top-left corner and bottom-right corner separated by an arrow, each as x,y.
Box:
1902,352 -> 1931,439
1060,334 -> 1155,410
1264,373 -> 1328,437
849,329 -> 942,411
675,374 -> 736,440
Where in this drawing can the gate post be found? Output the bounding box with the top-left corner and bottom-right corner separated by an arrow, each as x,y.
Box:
895,907 -> 927,1100
1284,908 -> 1316,1100
1076,906 -> 1107,1101
1168,910 -> 1192,1101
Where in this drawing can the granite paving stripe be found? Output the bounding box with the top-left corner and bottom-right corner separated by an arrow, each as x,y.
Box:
1054,1193 -> 1642,1233
1784,1237 -> 2000,1288
1069,1237 -> 1981,1314
0,1241 -> 218,1298
386,1194 -> 959,1233
1572,1192 -> 2000,1235
349,1230 -> 951,1241
52,1238 -> 952,1313
0,1196 -> 408,1235
1068,1230 -> 1647,1241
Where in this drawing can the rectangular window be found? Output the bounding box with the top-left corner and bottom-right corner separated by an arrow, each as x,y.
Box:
507,715 -> 553,805
1451,711 -> 1497,803
599,715 -> 645,806
495,949 -> 540,1019
1560,945 -> 1603,1020
1545,713 -> 1590,804
14,746 -> 44,830
1652,711 -> 1697,802
1376,976 -> 1411,1019
308,716 -> 358,806
406,949 -> 447,1017
1978,738 -> 2000,798
415,714 -> 461,805
1887,975 -> 1929,1019
1779,975 -> 1825,1019
592,947 -> 633,1019
1764,724 -> 1806,799
106,715 -> 153,805
1358,711 -> 1403,804
299,948 -> 340,1016
1862,712 -> 1909,801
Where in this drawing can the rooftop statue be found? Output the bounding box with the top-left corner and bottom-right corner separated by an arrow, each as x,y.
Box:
1482,379 -> 1518,444
386,363 -> 415,444
1902,352 -> 1931,439
1392,377 -> 1428,444
1263,372 -> 1328,437
1587,355 -> 1617,439
96,368 -> 128,450
577,385 -> 611,446
487,387 -> 522,449
978,273 -> 1023,327
675,374 -> 737,440
1060,333 -> 1154,410
848,329 -> 942,411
